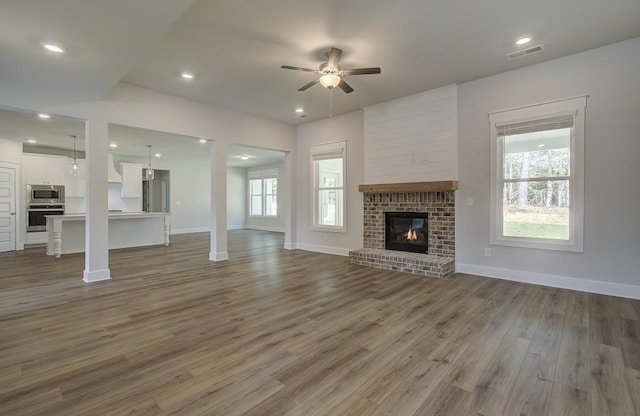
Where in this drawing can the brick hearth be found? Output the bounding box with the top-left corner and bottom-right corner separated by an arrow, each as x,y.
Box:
349,187 -> 456,278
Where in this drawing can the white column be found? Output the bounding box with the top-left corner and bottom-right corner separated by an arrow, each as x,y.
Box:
209,140 -> 228,261
83,117 -> 110,282
283,150 -> 297,250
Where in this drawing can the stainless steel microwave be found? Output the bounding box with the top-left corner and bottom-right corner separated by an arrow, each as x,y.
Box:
27,184 -> 65,204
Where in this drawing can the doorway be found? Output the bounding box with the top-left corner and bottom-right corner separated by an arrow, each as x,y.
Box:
143,169 -> 170,213
0,165 -> 16,252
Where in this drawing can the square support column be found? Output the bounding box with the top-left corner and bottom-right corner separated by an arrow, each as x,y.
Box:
83,117 -> 110,282
283,150 -> 296,250
209,140 -> 228,261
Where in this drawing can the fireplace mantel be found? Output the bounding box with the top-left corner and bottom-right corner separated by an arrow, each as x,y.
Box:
358,180 -> 458,193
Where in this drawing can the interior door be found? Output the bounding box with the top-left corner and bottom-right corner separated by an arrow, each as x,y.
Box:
0,166 -> 16,252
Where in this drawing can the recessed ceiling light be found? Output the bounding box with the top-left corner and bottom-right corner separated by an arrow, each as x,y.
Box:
109,143 -> 118,148
199,139 -> 207,143
516,37 -> 531,46
295,108 -> 304,113
181,72 -> 194,80
37,113 -> 50,119
41,42 -> 65,53
27,139 -> 37,144
538,143 -> 545,148
239,155 -> 250,161
155,153 -> 162,158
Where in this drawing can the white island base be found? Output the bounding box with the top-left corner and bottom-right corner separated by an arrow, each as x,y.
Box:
46,213 -> 170,258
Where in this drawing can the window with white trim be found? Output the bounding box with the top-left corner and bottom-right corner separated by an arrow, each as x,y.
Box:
489,96 -> 586,252
248,169 -> 278,217
311,141 -> 346,232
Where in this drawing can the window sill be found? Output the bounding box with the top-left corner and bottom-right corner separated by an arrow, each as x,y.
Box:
312,225 -> 347,234
491,236 -> 583,252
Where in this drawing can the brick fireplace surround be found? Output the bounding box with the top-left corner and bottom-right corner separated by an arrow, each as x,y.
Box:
349,181 -> 457,278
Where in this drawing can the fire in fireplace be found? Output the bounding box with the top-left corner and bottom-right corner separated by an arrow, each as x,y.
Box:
385,211 -> 428,253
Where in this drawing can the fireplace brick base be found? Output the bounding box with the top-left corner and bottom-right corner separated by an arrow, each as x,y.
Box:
349,189 -> 456,279
349,248 -> 454,278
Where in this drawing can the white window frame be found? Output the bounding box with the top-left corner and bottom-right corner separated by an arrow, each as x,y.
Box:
311,140 -> 347,233
247,168 -> 278,218
489,96 -> 586,252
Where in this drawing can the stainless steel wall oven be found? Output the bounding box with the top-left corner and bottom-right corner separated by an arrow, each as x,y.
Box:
26,185 -> 65,232
27,204 -> 65,232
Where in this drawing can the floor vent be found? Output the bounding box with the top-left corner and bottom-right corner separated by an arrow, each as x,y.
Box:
507,44 -> 544,60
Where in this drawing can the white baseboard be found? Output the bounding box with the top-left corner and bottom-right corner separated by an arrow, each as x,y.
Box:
295,242 -> 351,257
457,263 -> 640,300
83,269 -> 111,283
209,251 -> 229,261
245,225 -> 285,233
171,227 -> 210,235
283,242 -> 297,250
171,226 -> 248,234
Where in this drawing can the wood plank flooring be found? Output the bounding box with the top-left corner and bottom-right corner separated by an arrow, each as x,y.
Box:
1,230 -> 639,415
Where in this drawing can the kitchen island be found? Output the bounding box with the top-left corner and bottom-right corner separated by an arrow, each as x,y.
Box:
46,212 -> 170,258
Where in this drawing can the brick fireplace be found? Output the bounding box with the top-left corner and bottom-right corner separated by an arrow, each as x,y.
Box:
349,181 -> 456,278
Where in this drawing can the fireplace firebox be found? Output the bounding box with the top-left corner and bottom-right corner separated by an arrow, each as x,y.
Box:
385,211 -> 428,254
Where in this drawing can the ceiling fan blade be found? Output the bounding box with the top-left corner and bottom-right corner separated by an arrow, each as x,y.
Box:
342,67 -> 381,76
298,79 -> 320,91
281,65 -> 318,73
327,48 -> 343,68
338,79 -> 354,94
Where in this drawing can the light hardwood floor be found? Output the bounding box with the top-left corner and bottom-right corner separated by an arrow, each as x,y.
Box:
1,230 -> 639,415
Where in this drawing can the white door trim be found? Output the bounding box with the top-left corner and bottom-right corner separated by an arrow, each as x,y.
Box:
0,162 -> 19,252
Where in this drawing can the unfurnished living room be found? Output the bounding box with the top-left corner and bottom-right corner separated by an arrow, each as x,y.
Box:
1,1 -> 639,415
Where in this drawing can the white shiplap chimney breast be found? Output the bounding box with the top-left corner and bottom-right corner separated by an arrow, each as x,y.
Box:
363,84 -> 458,184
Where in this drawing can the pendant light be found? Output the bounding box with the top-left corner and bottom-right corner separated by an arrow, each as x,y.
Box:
70,135 -> 79,176
145,145 -> 155,180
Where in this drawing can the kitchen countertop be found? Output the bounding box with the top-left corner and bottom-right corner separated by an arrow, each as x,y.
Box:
45,212 -> 171,258
46,212 -> 170,220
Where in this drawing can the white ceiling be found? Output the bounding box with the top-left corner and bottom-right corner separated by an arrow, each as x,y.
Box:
123,0 -> 640,123
1,0 -> 639,125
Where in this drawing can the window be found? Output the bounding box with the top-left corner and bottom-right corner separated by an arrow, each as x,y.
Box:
248,169 -> 278,217
489,96 -> 586,251
311,141 -> 346,232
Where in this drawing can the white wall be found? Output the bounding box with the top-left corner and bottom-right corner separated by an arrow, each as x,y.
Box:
245,162 -> 285,232
227,166 -> 246,230
363,85 -> 458,183
457,37 -> 640,298
0,139 -> 23,163
296,111 -> 364,256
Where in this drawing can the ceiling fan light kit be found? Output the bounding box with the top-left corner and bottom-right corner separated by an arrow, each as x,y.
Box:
319,74 -> 341,89
281,47 -> 381,94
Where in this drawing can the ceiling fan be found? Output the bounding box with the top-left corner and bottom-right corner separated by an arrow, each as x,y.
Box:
281,47 -> 381,94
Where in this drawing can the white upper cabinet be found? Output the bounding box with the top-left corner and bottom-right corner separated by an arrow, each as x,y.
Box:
120,163 -> 142,198
65,159 -> 86,197
107,153 -> 123,183
24,155 -> 67,185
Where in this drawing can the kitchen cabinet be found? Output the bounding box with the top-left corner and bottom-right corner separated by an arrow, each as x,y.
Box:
107,153 -> 122,183
65,159 -> 86,197
120,163 -> 142,198
24,155 -> 67,185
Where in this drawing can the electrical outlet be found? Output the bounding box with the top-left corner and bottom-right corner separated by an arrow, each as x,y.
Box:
466,197 -> 474,207
324,233 -> 328,241
485,248 -> 492,257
